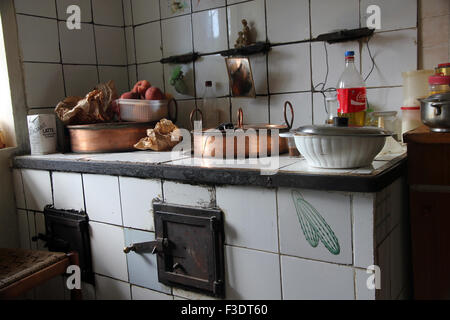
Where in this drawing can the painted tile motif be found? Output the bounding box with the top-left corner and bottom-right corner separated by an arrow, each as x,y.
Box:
291,190 -> 340,255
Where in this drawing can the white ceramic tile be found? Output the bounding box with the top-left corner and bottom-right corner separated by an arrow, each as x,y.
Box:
98,66 -> 130,95
163,63 -> 195,99
132,0 -> 160,24
227,0 -> 266,48
125,27 -> 136,64
266,0 -> 310,43
281,255 -> 355,300
95,26 -> 127,65
124,229 -> 171,293
120,177 -> 161,231
231,96 -> 269,124
12,169 -> 26,210
360,0 -> 417,32
162,15 -> 193,58
226,0 -> 246,4
353,193 -> 375,268
135,22 -> 162,63
192,8 -> 228,54
137,62 -> 165,91
17,209 -> 30,249
268,43 -> 311,94
35,212 -> 46,251
312,92 -> 338,125
52,172 -> 85,212
311,41 -> 360,90
194,55 -> 229,97
63,65 -> 99,97
95,274 -> 131,300
225,245 -> 281,299
27,211 -> 37,250
22,169 -> 53,212
83,174 -> 123,225
216,186 -> 278,252
23,63 -> 65,108
123,0 -> 133,25
355,268 -> 376,300
16,15 -> 60,63
90,222 -> 128,281
128,65 -> 137,89
57,0 -> 92,22
59,22 -> 96,64
193,0 -> 225,12
163,181 -> 215,207
131,286 -> 173,300
196,97 -> 230,129
311,0 -> 360,38
160,0 -> 191,19
270,92 -> 313,128
172,287 -> 217,300
362,29 -> 418,87
82,151 -> 189,163
174,99 -> 196,129
366,87 -> 403,113
278,188 -> 352,264
92,0 -> 124,26
15,0 -> 57,18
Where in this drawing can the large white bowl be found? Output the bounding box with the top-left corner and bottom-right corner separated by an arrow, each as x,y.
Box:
294,134 -> 387,169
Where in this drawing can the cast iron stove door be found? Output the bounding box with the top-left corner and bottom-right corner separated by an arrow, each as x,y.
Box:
153,201 -> 225,297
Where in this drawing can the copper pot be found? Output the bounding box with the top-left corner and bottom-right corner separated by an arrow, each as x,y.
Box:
67,122 -> 153,153
190,101 -> 294,158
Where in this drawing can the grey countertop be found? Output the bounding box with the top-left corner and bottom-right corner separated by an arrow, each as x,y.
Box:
13,150 -> 407,193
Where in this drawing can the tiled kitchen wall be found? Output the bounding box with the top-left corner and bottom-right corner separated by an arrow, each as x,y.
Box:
14,0 -> 130,114
12,167 -> 410,300
123,0 -> 418,129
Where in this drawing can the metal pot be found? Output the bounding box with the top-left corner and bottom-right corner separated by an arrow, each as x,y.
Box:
67,122 -> 152,153
190,101 -> 294,158
420,92 -> 450,132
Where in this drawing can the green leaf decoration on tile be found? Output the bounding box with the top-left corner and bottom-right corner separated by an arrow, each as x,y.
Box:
291,190 -> 340,255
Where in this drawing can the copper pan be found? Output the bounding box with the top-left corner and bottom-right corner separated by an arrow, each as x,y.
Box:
67,122 -> 153,153
190,101 -> 294,158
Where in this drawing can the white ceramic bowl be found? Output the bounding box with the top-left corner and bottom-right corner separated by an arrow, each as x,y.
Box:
294,135 -> 387,169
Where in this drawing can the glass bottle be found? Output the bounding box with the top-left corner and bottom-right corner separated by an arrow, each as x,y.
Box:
202,81 -> 219,128
337,51 -> 367,127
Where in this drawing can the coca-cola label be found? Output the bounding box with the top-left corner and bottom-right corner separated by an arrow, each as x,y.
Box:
337,87 -> 367,113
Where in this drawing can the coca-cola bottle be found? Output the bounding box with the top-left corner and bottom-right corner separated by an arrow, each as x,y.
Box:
336,51 -> 367,127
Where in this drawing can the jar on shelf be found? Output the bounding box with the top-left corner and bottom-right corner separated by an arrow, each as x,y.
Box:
429,75 -> 450,95
435,63 -> 450,76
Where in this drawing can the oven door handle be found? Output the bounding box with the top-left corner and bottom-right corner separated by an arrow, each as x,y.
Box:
123,238 -> 169,254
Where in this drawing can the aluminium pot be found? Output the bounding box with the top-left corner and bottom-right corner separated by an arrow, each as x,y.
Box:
420,92 -> 450,133
291,125 -> 392,169
67,122 -> 153,153
190,101 -> 294,158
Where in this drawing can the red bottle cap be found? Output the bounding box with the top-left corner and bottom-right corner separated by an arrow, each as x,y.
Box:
429,75 -> 450,85
437,63 -> 450,68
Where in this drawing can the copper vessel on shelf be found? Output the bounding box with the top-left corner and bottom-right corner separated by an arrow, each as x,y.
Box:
67,122 -> 153,153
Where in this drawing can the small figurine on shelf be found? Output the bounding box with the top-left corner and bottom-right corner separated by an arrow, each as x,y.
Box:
234,19 -> 252,48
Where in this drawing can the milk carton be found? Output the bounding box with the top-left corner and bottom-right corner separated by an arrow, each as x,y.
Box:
27,114 -> 57,155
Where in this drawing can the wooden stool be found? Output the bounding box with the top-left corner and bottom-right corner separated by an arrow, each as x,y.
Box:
0,248 -> 82,300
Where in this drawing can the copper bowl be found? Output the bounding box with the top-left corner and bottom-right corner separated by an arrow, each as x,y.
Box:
67,122 -> 153,153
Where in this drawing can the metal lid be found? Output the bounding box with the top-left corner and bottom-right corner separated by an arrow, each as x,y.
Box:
421,92 -> 450,103
292,125 -> 392,137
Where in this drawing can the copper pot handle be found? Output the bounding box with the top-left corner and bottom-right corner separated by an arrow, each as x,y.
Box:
190,107 -> 203,130
237,108 -> 244,128
168,98 -> 178,123
284,101 -> 294,129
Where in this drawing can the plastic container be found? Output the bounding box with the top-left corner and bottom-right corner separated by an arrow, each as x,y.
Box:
325,96 -> 339,124
436,63 -> 450,76
402,69 -> 434,107
401,106 -> 422,141
116,99 -> 169,122
373,111 -> 400,140
337,51 -> 367,127
428,75 -> 450,95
